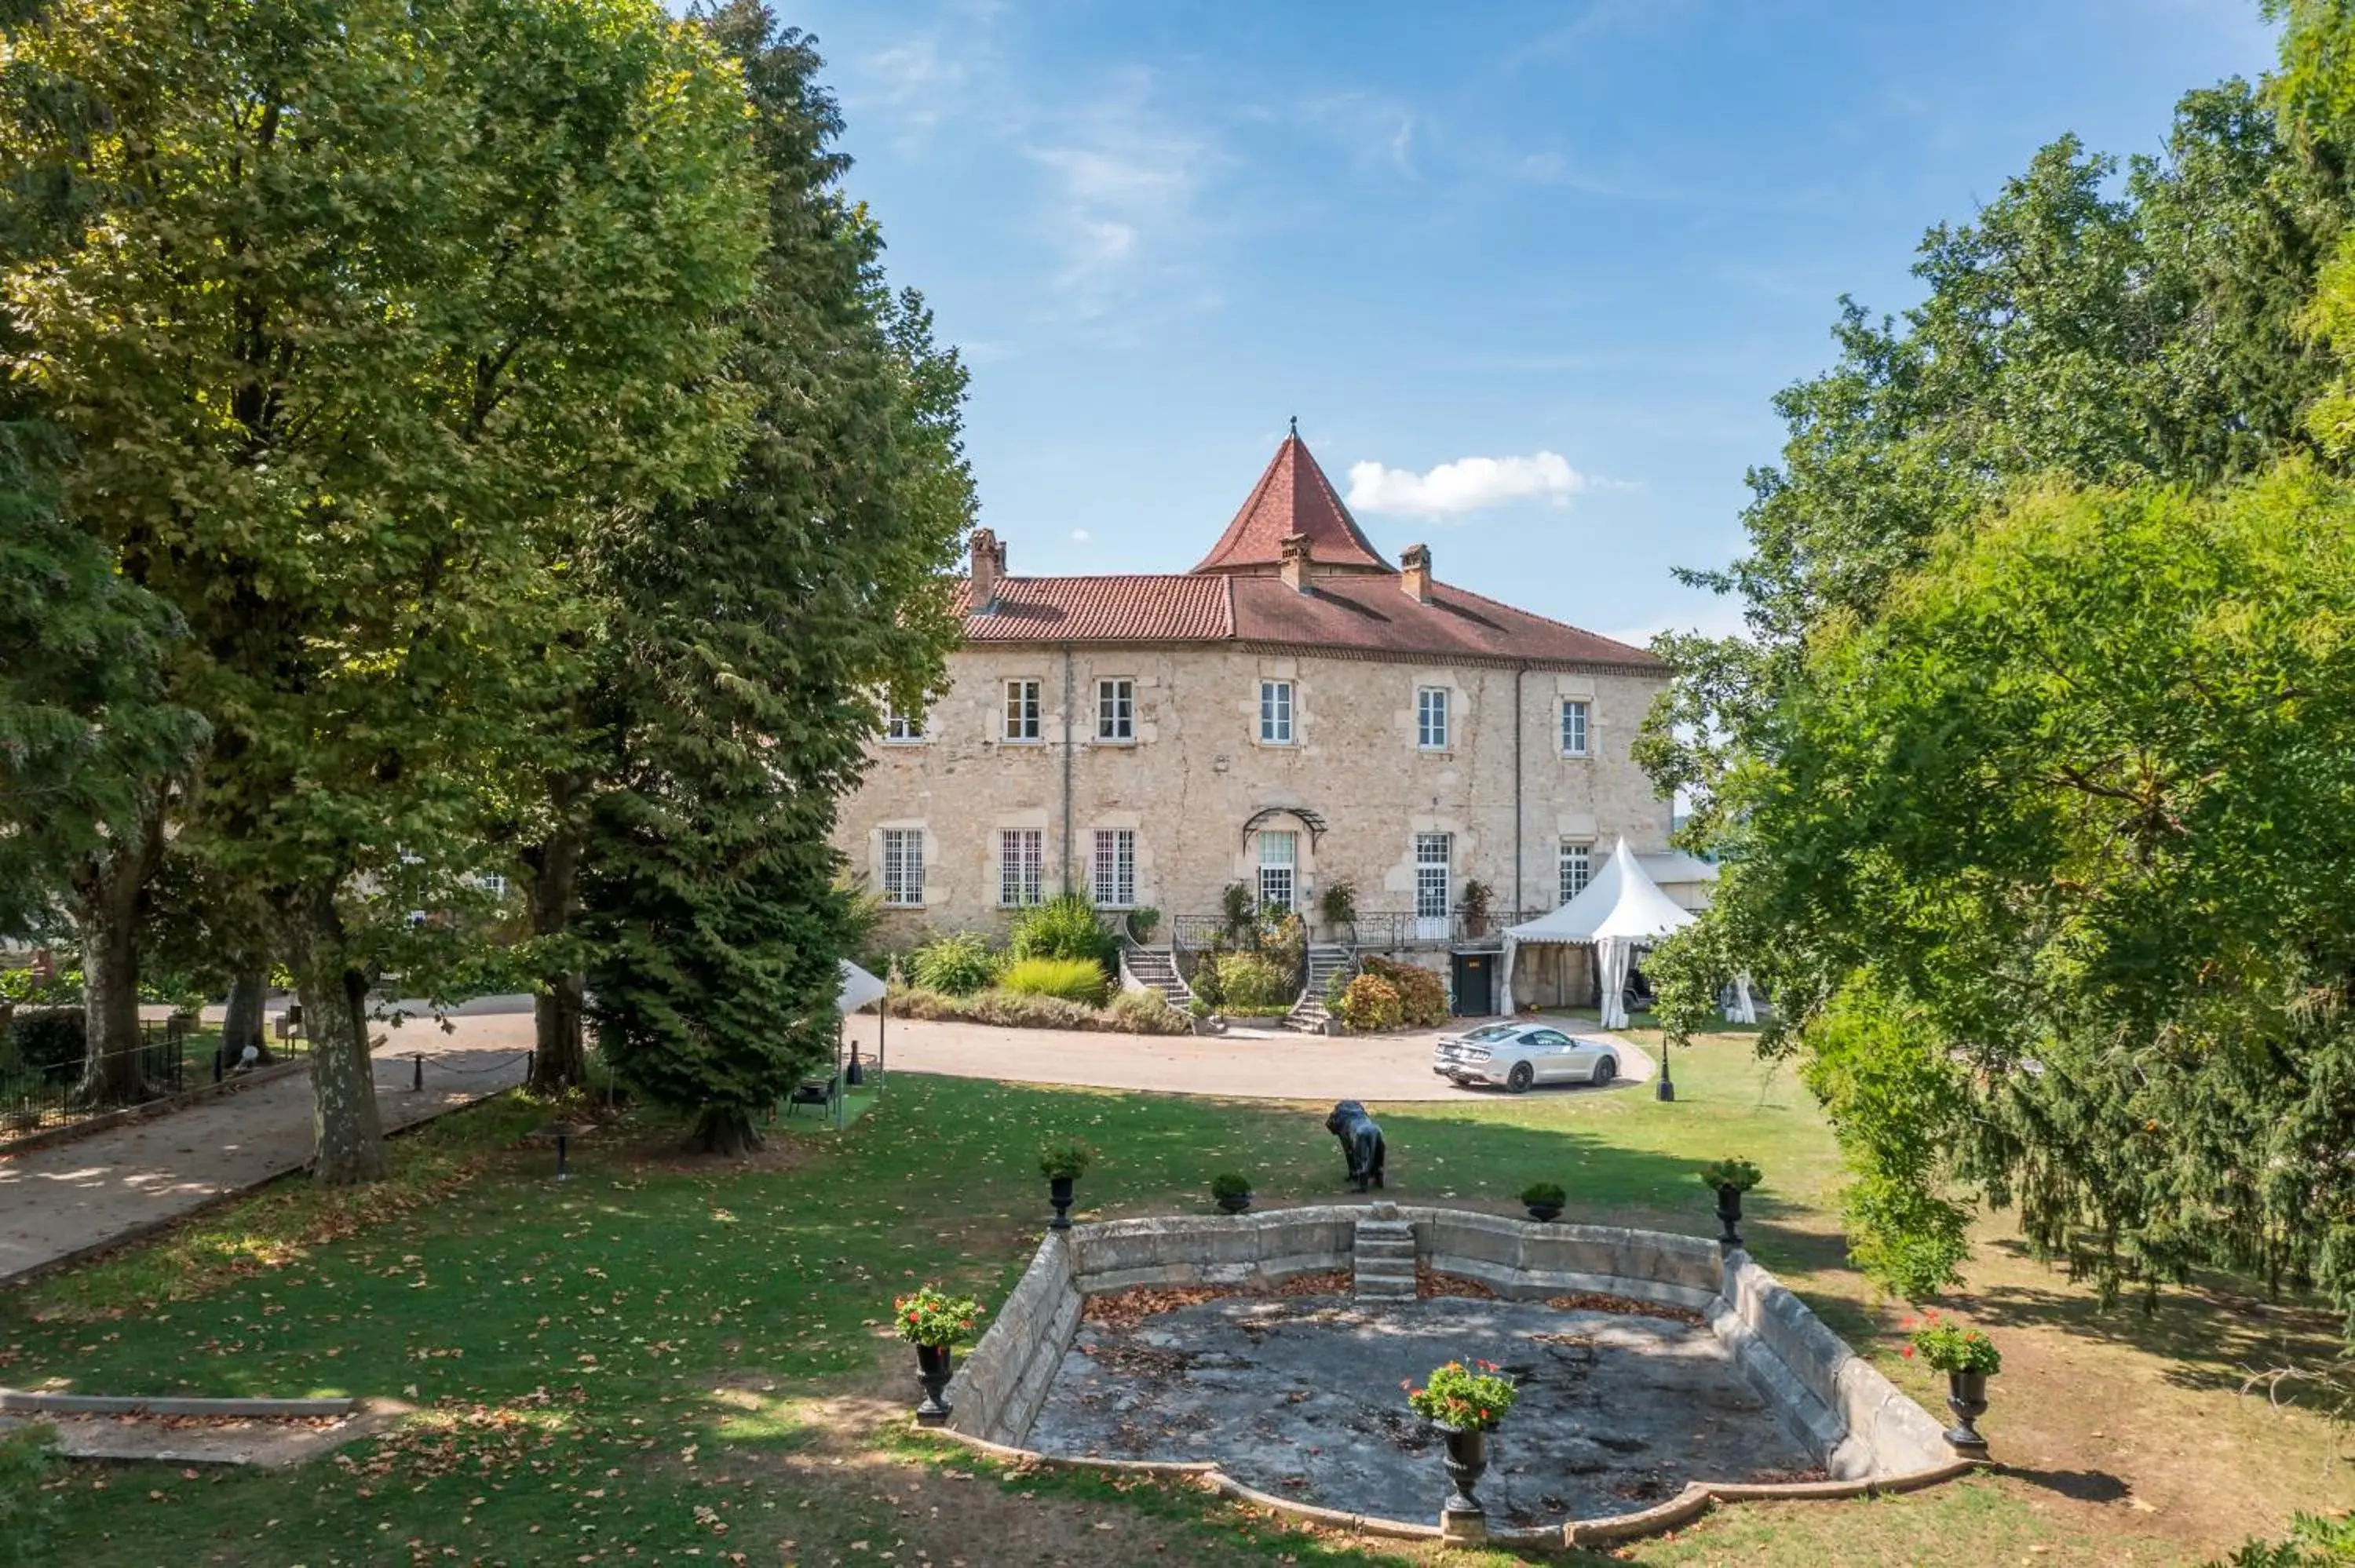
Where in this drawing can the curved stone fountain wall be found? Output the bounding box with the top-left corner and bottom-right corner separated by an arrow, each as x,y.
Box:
937,1205 -> 1970,1548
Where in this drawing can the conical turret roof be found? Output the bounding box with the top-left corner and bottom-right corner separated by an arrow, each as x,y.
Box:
1190,428 -> 1392,574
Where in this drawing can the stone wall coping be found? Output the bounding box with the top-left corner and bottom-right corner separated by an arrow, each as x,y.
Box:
932,1206 -> 1971,1549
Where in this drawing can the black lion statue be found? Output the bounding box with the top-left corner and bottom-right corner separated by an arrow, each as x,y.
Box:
1324,1100 -> 1386,1193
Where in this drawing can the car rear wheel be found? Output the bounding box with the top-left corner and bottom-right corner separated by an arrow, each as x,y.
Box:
1590,1056 -> 1616,1086
1506,1061 -> 1534,1094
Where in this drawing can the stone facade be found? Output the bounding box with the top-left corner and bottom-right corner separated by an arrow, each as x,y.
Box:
830,432 -> 1676,1007
841,647 -> 1670,941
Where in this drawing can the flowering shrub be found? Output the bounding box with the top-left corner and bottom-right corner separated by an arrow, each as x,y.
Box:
1902,1311 -> 2000,1375
1696,1157 -> 1763,1192
1334,973 -> 1404,1032
1404,1359 -> 1517,1431
1362,956 -> 1448,1027
894,1285 -> 984,1347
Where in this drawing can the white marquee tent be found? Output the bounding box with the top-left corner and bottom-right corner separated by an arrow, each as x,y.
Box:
1499,837 -> 1695,1029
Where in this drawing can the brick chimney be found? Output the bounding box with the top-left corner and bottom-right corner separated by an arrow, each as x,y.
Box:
1400,542 -> 1433,604
969,527 -> 1005,611
1279,531 -> 1314,594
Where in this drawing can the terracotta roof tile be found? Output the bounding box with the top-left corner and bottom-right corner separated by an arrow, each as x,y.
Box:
1191,432 -> 1390,574
955,574 -> 1232,642
952,571 -> 1661,669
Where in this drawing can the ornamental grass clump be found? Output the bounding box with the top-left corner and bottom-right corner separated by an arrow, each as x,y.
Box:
1903,1311 -> 2001,1375
1404,1359 -> 1517,1431
998,956 -> 1112,1007
893,1285 -> 984,1347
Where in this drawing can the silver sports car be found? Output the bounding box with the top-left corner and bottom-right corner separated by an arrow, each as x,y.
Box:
1431,1021 -> 1619,1092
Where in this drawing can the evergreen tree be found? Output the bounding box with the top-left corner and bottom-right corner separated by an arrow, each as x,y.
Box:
579,2 -> 973,1150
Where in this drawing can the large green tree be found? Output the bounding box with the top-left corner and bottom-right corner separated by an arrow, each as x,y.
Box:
0,0 -> 762,1179
574,3 -> 973,1149
1647,5 -> 2355,1354
0,423 -> 206,1099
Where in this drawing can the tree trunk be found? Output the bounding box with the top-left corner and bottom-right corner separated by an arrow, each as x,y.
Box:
287,889 -> 388,1185
71,817 -> 165,1108
223,966 -> 270,1067
525,775 -> 589,1093
695,1105 -> 762,1156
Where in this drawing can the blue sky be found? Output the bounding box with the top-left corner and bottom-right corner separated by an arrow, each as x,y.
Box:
783,1 -> 2276,645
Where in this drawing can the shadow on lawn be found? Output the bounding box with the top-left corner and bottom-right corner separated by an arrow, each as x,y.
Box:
1969,1238 -> 2345,1411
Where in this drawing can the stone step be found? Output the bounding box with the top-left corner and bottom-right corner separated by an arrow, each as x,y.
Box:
1354,1284 -> 1416,1303
1356,1238 -> 1415,1261
1354,1220 -> 1412,1238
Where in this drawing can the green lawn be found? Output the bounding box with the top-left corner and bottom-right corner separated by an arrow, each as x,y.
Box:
1,1035 -> 2339,1566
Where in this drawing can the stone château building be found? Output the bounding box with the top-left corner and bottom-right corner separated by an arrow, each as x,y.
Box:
836,429 -> 1692,1012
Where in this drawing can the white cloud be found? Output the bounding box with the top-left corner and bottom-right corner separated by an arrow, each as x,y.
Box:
1345,451 -> 1593,518
1070,528 -> 1092,543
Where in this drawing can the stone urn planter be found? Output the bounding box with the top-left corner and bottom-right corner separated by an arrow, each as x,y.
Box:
1944,1369 -> 1990,1453
1525,1201 -> 1563,1222
1696,1158 -> 1762,1248
1714,1183 -> 1744,1247
914,1343 -> 955,1426
1216,1191 -> 1252,1214
1212,1174 -> 1254,1215
893,1285 -> 982,1429
1037,1137 -> 1094,1233
1521,1183 -> 1565,1223
1438,1424 -> 1488,1518
1406,1359 -> 1516,1544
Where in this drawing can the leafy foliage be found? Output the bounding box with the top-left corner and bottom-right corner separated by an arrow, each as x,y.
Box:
1903,1311 -> 2001,1375
893,1285 -> 984,1347
1334,973 -> 1404,1033
1209,952 -> 1293,1010
1363,956 -> 1448,1028
1037,1136 -> 1095,1182
0,1421 -> 56,1568
2206,1512 -> 2355,1568
1210,1172 -> 1252,1202
1404,1359 -> 1517,1431
911,931 -> 1001,996
1696,1158 -> 1763,1194
1007,893 -> 1115,972
1520,1181 -> 1566,1209
999,957 -> 1112,1008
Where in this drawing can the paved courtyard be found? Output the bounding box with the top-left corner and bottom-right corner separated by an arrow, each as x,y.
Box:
841,1013 -> 1655,1101
1029,1292 -> 1813,1526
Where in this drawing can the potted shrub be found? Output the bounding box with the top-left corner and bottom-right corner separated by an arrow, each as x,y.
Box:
1519,1181 -> 1565,1223
1220,881 -> 1256,943
1211,1171 -> 1253,1215
1316,879 -> 1357,939
1404,1360 -> 1517,1526
1126,906 -> 1161,944
1038,1136 -> 1096,1231
1457,879 -> 1494,938
1696,1157 -> 1762,1247
1904,1311 -> 1999,1453
894,1285 -> 985,1427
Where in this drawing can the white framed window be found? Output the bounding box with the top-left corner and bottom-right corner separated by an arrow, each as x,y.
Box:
1417,687 -> 1450,750
1258,830 -> 1296,913
1092,829 -> 1136,907
884,702 -> 925,742
1003,679 -> 1042,742
882,829 -> 925,907
999,829 -> 1043,907
1558,840 -> 1591,907
1259,680 -> 1294,744
1560,698 -> 1589,757
1097,679 -> 1134,742
1415,832 -> 1452,921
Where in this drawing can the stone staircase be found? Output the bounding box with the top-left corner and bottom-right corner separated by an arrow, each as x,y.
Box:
1352,1205 -> 1417,1304
1283,944 -> 1356,1033
1121,945 -> 1191,1008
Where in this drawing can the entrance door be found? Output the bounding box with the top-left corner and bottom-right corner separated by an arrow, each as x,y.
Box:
1414,832 -> 1451,941
1451,952 -> 1494,1016
1258,830 -> 1296,913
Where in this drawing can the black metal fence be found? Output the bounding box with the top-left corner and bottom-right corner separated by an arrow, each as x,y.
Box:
0,1016 -> 312,1147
